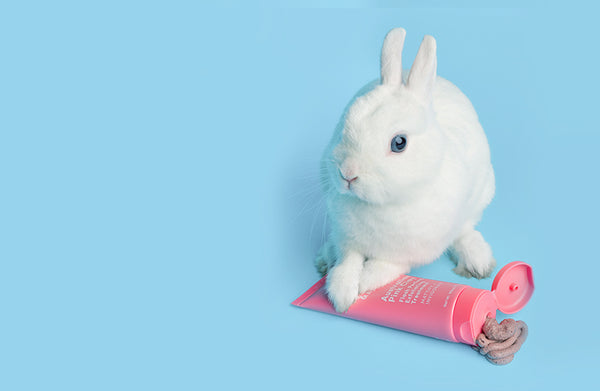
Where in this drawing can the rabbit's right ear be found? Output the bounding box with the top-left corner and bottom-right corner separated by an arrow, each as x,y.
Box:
407,35 -> 437,102
380,28 -> 406,86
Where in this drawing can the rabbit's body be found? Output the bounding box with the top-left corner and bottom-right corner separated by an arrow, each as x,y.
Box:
325,75 -> 494,263
317,29 -> 496,312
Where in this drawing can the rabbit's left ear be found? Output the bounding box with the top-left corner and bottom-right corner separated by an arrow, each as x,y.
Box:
407,35 -> 437,102
380,28 -> 406,86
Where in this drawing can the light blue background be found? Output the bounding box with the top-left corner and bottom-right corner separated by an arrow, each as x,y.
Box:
1,2 -> 598,390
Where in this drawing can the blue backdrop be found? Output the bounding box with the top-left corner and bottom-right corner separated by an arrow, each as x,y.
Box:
1,2 -> 597,390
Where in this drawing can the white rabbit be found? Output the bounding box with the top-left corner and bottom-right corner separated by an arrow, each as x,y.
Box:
316,28 -> 496,313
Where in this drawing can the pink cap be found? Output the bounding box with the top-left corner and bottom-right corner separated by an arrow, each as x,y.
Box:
491,261 -> 535,314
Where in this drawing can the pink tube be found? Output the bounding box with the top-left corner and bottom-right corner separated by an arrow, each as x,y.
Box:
292,262 -> 534,345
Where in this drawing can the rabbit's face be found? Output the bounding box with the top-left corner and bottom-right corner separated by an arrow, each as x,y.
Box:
326,28 -> 441,205
329,84 -> 445,205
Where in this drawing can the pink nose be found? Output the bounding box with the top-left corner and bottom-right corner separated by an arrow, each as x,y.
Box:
345,176 -> 358,184
339,168 -> 358,187
340,169 -> 358,185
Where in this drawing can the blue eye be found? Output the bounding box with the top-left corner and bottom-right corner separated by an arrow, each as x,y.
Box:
391,135 -> 407,153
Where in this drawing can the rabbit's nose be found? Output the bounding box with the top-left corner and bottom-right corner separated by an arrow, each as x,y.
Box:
345,175 -> 358,184
339,169 -> 358,186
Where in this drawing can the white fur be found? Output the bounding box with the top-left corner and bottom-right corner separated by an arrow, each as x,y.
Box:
317,28 -> 496,312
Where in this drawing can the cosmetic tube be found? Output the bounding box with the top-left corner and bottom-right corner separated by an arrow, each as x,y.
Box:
292,262 -> 534,345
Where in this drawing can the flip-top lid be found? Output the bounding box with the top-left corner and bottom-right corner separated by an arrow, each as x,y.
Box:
491,261 -> 535,314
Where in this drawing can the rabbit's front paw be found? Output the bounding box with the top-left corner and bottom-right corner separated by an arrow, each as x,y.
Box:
326,265 -> 359,313
359,259 -> 410,294
453,261 -> 495,279
315,257 -> 330,277
450,229 -> 496,279
314,242 -> 335,277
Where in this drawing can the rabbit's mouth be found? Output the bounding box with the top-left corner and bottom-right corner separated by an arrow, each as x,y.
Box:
339,169 -> 359,191
337,175 -> 368,202
335,173 -> 391,205
330,165 -> 378,203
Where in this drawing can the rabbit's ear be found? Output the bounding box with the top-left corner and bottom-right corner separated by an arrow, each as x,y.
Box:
407,35 -> 437,102
381,28 -> 406,86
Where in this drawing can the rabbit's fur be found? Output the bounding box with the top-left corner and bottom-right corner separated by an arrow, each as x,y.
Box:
316,28 -> 496,312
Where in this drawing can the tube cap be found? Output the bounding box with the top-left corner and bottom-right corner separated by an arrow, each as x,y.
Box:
491,261 -> 535,314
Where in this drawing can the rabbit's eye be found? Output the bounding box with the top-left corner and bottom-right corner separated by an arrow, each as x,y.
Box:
391,135 -> 407,153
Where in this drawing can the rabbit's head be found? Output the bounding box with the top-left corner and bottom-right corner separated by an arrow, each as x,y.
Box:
327,28 -> 446,205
